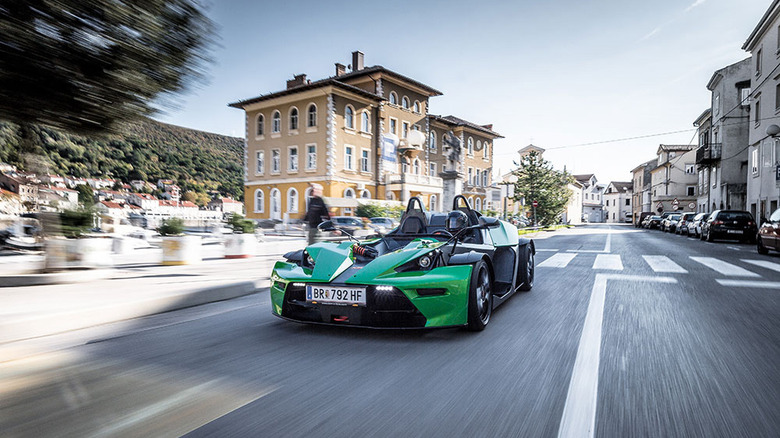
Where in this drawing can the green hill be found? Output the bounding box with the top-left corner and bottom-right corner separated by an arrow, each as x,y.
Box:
0,119 -> 244,200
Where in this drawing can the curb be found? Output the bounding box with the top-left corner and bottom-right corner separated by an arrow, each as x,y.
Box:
0,269 -> 112,288
0,279 -> 264,345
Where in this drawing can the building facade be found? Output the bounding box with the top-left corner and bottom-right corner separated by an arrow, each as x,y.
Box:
604,181 -> 633,223
574,174 -> 604,223
631,159 -> 657,222
696,58 -> 751,214
650,145 -> 698,214
229,51 -> 499,220
743,2 -> 780,221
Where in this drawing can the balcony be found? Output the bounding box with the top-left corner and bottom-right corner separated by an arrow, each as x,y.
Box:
387,173 -> 443,194
695,143 -> 722,164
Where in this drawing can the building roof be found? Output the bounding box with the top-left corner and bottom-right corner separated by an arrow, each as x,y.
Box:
518,144 -> 545,155
228,77 -> 385,109
331,65 -> 443,96
428,114 -> 503,138
218,198 -> 242,204
743,0 -> 780,51
608,181 -> 633,192
133,193 -> 157,200
693,108 -> 712,127
100,201 -> 123,209
630,158 -> 658,173
573,174 -> 595,184
656,144 -> 695,154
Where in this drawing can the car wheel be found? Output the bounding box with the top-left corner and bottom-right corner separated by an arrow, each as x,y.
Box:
757,236 -> 769,255
518,244 -> 534,291
467,259 -> 492,331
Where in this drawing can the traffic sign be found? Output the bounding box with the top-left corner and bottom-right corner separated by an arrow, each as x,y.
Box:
532,200 -> 538,207
656,202 -> 663,209
672,198 -> 679,206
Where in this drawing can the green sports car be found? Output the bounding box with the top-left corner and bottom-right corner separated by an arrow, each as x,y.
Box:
270,195 -> 536,331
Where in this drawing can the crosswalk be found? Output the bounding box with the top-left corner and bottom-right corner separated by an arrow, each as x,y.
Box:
537,251 -> 780,279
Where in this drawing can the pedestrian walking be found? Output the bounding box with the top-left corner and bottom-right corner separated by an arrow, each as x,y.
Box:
304,183 -> 330,245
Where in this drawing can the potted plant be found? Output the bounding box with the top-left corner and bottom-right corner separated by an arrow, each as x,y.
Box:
159,218 -> 201,265
44,209 -> 112,271
224,214 -> 257,259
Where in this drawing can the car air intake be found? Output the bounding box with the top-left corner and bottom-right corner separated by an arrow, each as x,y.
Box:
417,288 -> 447,296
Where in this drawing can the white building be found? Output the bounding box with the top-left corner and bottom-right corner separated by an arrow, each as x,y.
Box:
575,174 -> 604,223
604,181 -> 633,223
650,145 -> 698,214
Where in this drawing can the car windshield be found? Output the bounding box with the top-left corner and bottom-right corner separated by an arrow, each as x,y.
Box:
718,212 -> 752,221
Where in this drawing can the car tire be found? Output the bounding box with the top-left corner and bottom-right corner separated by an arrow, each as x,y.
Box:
757,236 -> 769,255
467,259 -> 492,331
518,244 -> 534,291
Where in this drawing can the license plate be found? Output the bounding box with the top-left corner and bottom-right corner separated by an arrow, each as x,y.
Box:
727,230 -> 743,234
306,285 -> 366,306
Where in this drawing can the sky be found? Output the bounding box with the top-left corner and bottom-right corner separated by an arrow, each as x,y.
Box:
154,0 -> 772,185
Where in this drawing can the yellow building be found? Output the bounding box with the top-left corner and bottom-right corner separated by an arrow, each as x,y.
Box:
229,51 -> 500,220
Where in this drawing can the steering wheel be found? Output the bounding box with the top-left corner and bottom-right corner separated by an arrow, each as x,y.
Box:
432,229 -> 453,238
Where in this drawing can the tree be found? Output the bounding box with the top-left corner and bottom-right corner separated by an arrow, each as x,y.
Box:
0,0 -> 215,137
510,151 -> 573,226
76,184 -> 95,206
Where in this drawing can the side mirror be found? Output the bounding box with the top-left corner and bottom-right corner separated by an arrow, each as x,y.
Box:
318,220 -> 336,231
478,216 -> 500,228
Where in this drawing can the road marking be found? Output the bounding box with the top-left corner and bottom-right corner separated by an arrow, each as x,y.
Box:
558,274 -> 677,438
593,254 -> 623,270
603,228 -> 611,253
536,249 -> 559,252
689,257 -> 760,277
716,279 -> 780,289
642,255 -> 688,273
538,253 -> 577,268
727,246 -> 742,251
741,259 -> 780,273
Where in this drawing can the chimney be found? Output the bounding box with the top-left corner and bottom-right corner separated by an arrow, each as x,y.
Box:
482,124 -> 493,130
335,63 -> 347,76
351,51 -> 364,71
286,73 -> 307,89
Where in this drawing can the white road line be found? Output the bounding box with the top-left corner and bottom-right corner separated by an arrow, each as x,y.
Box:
716,279 -> 780,289
642,255 -> 688,274
603,228 -> 611,253
536,249 -> 559,252
558,274 -> 677,438
689,257 -> 760,277
538,253 -> 577,268
593,254 -> 623,270
741,259 -> 780,273
727,246 -> 741,251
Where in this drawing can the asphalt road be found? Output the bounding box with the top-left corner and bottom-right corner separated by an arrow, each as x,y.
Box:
1,224 -> 779,437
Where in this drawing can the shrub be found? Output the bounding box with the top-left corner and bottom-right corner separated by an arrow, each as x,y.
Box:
228,213 -> 255,234
158,218 -> 184,236
60,209 -> 94,238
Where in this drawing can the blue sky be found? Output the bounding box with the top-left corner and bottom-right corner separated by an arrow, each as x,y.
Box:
155,0 -> 771,184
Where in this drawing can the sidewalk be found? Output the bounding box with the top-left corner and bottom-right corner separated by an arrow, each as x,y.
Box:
0,238 -> 306,359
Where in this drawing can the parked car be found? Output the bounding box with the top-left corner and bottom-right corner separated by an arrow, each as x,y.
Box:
368,217 -> 398,233
643,215 -> 663,229
662,214 -> 681,232
635,212 -> 653,228
331,216 -> 369,235
676,212 -> 697,235
757,207 -> 780,254
688,212 -> 708,238
700,210 -> 757,242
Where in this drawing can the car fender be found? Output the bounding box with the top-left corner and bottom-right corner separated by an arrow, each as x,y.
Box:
518,238 -> 535,254
448,251 -> 493,276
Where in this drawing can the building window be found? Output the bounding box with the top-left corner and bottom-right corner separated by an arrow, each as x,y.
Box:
430,131 -> 437,152
272,111 -> 281,133
429,162 -> 437,176
752,148 -> 759,176
413,101 -> 421,113
287,188 -> 299,213
288,146 -> 298,172
482,170 -> 488,186
271,149 -> 280,173
304,187 -> 313,212
467,197 -> 473,208
756,48 -> 762,76
625,198 -> 630,206
468,167 -> 473,185
685,164 -> 695,175
741,87 -> 752,106
467,138 -> 474,156
389,118 -> 397,135
345,145 -> 354,170
256,114 -> 264,136
306,144 -> 316,170
430,194 -> 437,211
361,149 -> 370,172
289,107 -> 299,131
254,189 -> 264,213
389,92 -> 398,105
307,104 -> 317,127
360,189 -> 370,199
714,94 -> 720,115
345,105 -> 355,129
687,186 -> 695,197
402,121 -> 409,138
483,142 -> 489,159
361,111 -> 370,132
775,84 -> 780,111
401,96 -> 410,109
413,159 -> 420,174
475,197 -> 482,211
256,150 -> 264,174
763,141 -> 774,167
755,99 -> 761,126
344,188 -> 355,198
270,189 -> 281,217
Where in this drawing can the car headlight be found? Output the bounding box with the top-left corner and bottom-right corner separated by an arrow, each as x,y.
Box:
306,254 -> 315,266
418,255 -> 432,268
395,251 -> 439,272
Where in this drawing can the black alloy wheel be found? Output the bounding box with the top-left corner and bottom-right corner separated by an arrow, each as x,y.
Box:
467,260 -> 492,331
518,244 -> 534,291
